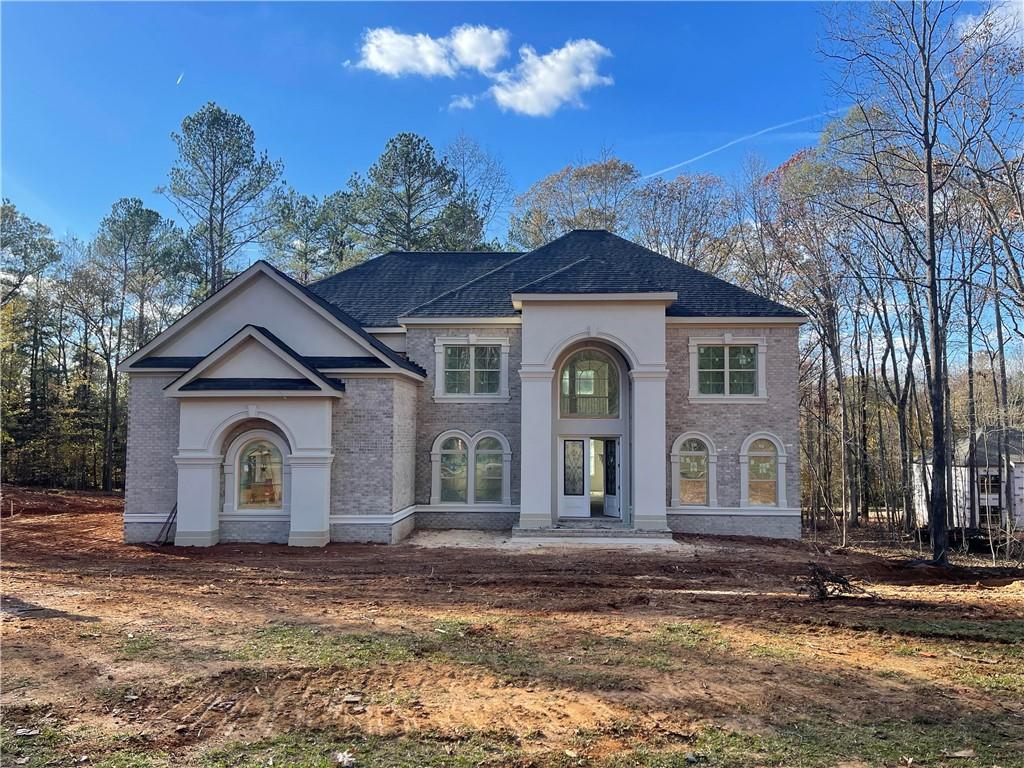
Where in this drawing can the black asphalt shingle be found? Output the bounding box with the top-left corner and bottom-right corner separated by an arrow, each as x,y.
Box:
180,378 -> 345,392
400,230 -> 804,319
309,251 -> 521,327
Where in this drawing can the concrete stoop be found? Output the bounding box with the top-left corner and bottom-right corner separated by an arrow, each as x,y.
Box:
512,526 -> 674,539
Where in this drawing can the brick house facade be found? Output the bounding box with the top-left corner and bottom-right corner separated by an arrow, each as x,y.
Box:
120,230 -> 805,545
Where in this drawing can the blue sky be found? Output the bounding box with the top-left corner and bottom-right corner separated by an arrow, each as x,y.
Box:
3,1 -> 842,240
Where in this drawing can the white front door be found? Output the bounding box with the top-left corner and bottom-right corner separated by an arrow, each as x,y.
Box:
558,437 -> 620,519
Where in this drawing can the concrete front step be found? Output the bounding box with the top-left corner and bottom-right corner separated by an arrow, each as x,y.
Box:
512,526 -> 673,539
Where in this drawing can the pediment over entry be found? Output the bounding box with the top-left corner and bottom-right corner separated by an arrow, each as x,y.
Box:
164,325 -> 345,398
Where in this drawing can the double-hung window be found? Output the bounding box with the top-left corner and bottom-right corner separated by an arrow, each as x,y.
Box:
697,344 -> 758,396
444,344 -> 500,395
434,336 -> 509,401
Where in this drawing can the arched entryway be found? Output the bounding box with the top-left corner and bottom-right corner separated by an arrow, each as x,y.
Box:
552,342 -> 631,523
219,421 -> 293,543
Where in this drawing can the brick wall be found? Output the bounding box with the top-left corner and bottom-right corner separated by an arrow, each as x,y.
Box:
665,325 -> 801,508
405,327 -> 522,505
331,377 -> 397,517
125,374 -> 180,518
391,379 -> 418,512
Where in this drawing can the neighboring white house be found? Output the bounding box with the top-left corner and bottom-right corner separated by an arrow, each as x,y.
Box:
913,429 -> 1024,531
119,229 -> 806,546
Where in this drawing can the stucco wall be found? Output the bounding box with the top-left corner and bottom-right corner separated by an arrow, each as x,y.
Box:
405,326 -> 522,505
125,374 -> 180,518
665,324 -> 801,509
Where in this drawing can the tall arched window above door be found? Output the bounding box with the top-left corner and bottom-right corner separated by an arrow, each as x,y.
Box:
560,349 -> 619,417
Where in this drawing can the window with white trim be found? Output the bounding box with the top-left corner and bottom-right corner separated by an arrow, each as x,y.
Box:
439,436 -> 469,502
747,438 -> 778,506
430,431 -> 512,505
444,344 -> 500,395
678,438 -> 709,506
697,345 -> 757,396
433,336 -> 511,401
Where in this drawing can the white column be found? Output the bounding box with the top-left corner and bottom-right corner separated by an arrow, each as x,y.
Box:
173,456 -> 221,546
631,369 -> 669,531
519,366 -> 555,528
287,453 -> 333,546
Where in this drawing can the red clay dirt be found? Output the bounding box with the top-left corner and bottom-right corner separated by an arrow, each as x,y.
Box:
2,486 -> 1023,765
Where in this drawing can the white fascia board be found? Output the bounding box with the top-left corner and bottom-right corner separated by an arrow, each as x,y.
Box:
171,389 -> 342,399
510,292 -> 677,309
666,316 -> 807,326
363,326 -> 407,334
398,316 -> 521,326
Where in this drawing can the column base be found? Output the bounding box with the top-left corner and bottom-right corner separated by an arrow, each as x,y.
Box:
633,514 -> 670,532
288,529 -> 330,547
517,512 -> 553,529
174,530 -> 219,547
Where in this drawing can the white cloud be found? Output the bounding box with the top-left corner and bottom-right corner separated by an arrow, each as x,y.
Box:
957,1 -> 1024,46
353,26 -> 613,117
449,25 -> 509,74
354,24 -> 508,78
448,94 -> 478,111
355,27 -> 457,77
490,40 -> 613,117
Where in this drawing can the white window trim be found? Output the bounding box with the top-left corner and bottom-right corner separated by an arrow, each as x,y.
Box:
433,335 -> 511,403
430,429 -> 512,506
222,429 -> 292,519
688,334 -> 768,403
739,431 -> 787,508
670,432 -> 718,508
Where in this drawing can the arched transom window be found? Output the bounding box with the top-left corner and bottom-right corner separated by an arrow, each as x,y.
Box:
560,349 -> 619,418
238,440 -> 284,509
747,438 -> 779,506
679,438 -> 709,506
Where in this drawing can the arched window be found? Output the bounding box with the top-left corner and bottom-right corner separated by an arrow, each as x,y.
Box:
747,438 -> 779,506
560,349 -> 619,417
474,437 -> 504,503
671,432 -> 717,508
440,436 -> 469,503
238,440 -> 284,509
679,438 -> 709,506
431,431 -> 512,505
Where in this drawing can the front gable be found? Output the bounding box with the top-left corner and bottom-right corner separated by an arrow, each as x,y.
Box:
151,270 -> 368,358
164,326 -> 345,398
120,262 -> 424,378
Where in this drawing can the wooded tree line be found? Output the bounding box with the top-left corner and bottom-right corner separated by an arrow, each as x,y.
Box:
2,1 -> 1020,562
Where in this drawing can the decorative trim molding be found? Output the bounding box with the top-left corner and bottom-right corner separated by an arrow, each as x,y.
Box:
511,292 -> 677,309
667,316 -> 805,326
329,506 -> 417,526
667,506 -> 800,517
399,316 -> 521,326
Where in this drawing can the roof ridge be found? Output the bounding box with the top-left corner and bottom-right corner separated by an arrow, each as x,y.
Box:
512,256 -> 592,293
399,231 -> 580,317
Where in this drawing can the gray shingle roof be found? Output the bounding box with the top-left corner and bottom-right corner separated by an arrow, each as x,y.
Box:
309,250 -> 521,327
400,230 -> 804,319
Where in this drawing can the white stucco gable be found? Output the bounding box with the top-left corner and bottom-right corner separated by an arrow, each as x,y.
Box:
120,261 -> 424,379
164,325 -> 345,398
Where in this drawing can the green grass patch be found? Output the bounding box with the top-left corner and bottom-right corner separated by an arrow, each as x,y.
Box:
955,668 -> 1024,696
115,632 -> 159,660
199,730 -> 523,768
234,625 -> 418,668
654,621 -> 730,651
839,618 -> 1024,644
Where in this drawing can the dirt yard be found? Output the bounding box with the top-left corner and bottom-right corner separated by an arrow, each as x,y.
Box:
2,487 -> 1023,767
